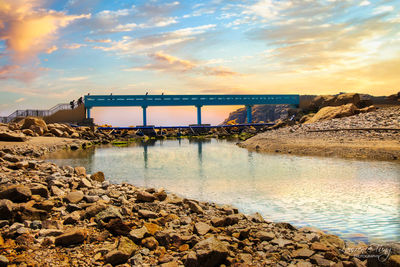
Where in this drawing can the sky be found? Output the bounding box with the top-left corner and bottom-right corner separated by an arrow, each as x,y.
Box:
0,0 -> 399,126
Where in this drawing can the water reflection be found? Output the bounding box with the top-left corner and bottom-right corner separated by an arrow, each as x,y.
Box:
46,138 -> 400,243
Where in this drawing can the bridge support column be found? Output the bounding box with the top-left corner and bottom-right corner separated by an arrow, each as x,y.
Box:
246,105 -> 252,123
196,105 -> 202,125
86,107 -> 91,119
142,106 -> 147,126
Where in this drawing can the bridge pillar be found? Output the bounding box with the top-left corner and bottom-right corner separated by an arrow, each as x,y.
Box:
246,105 -> 252,123
142,106 -> 147,126
196,105 -> 202,125
86,107 -> 91,119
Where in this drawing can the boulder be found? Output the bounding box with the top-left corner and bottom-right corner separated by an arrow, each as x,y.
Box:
21,117 -> 48,131
255,231 -> 275,241
95,206 -> 122,223
30,184 -> 49,198
65,191 -> 84,203
136,191 -> 156,202
29,125 -> 44,136
141,236 -> 159,250
0,199 -> 14,220
129,226 -> 148,241
0,131 -> 27,142
50,128 -> 64,137
54,228 -> 87,246
22,129 -> 34,136
191,237 -> 229,267
74,166 -> 86,177
0,185 -> 32,203
194,222 -> 211,236
305,103 -> 357,124
90,171 -> 105,182
334,93 -> 360,107
105,236 -> 138,265
105,218 -> 131,236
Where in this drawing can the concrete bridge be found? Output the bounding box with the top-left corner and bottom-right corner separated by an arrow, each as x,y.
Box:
84,94 -> 300,126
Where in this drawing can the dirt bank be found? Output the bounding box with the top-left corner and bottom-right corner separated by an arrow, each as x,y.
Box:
240,107 -> 400,161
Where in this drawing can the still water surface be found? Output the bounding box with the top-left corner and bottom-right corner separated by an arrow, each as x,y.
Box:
46,139 -> 400,243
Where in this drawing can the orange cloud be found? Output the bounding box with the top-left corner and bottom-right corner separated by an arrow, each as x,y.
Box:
0,0 -> 90,62
152,51 -> 196,71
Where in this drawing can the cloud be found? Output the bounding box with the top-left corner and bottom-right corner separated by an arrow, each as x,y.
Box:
46,45 -> 58,54
94,24 -> 216,54
125,51 -> 240,77
15,97 -> 25,103
61,76 -> 89,81
0,64 -> 39,82
85,38 -> 112,43
63,43 -> 86,49
0,0 -> 90,62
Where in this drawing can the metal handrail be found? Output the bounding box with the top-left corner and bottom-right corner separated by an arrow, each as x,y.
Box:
0,103 -> 74,123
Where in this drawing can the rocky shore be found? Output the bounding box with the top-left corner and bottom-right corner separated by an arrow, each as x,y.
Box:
240,106 -> 400,161
0,117 -> 399,266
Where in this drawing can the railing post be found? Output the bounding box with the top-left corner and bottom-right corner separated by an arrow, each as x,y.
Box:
196,105 -> 202,125
142,106 -> 147,126
246,105 -> 252,123
86,108 -> 91,119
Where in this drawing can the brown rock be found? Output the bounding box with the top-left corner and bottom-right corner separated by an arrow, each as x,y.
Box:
0,199 -> 14,220
105,218 -> 131,236
142,236 -> 159,250
194,222 -> 211,236
136,191 -> 156,202
0,131 -> 27,142
0,185 -> 31,203
30,184 -> 49,198
54,228 -> 87,246
79,178 -> 92,188
50,128 -> 63,137
74,166 -> 86,177
320,234 -> 345,249
129,226 -> 148,241
105,236 -> 138,265
192,237 -> 229,267
311,242 -> 330,251
65,191 -> 84,203
90,171 -> 105,182
30,125 -> 44,136
187,201 -> 204,214
255,231 -> 275,241
293,248 -> 315,259
138,209 -> 158,219
81,202 -> 107,219
22,129 -> 34,136
21,117 -> 48,131
305,103 -> 357,124
144,222 -> 161,235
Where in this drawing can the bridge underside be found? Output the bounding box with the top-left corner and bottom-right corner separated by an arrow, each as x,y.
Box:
84,94 -> 300,126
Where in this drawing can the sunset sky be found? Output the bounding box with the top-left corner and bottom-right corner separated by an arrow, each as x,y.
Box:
0,0 -> 399,125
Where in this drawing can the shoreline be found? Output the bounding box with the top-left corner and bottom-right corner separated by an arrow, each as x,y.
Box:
1,136 -> 399,266
241,107 -> 400,162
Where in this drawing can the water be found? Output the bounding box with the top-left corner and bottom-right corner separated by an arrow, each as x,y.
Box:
46,138 -> 400,243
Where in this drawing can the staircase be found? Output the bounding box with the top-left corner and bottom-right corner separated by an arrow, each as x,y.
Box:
0,103 -> 73,123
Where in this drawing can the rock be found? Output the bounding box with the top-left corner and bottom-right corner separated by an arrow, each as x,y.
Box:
51,186 -> 64,197
39,229 -> 64,237
22,129 -> 34,136
0,255 -> 9,267
30,125 -> 44,136
334,93 -> 360,107
211,215 -> 239,227
21,117 -> 48,131
79,178 -> 92,188
63,212 -> 80,225
90,171 -> 105,182
74,166 -> 86,177
311,254 -> 334,266
255,231 -> 275,241
50,128 -> 63,137
54,228 -> 87,246
129,226 -> 148,241
192,237 -> 229,267
144,222 -> 161,235
292,248 -> 315,259
136,191 -> 156,202
320,234 -> 345,249
0,199 -> 14,220
33,200 -> 54,212
95,206 -> 122,223
105,236 -> 138,265
138,209 -> 158,219
0,131 -> 27,142
0,185 -> 32,203
30,184 -> 49,198
81,202 -> 107,219
155,188 -> 167,201
187,201 -> 204,214
2,153 -> 20,162
305,104 -> 357,124
65,191 -> 84,203
105,218 -> 131,236
141,236 -> 159,250
311,242 -> 330,251
270,238 -> 293,247
194,222 -> 211,236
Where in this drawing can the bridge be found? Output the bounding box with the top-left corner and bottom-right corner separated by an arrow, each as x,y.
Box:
84,94 -> 300,126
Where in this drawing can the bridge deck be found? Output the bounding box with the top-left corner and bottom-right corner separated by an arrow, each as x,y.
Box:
97,123 -> 274,130
84,94 -> 299,107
